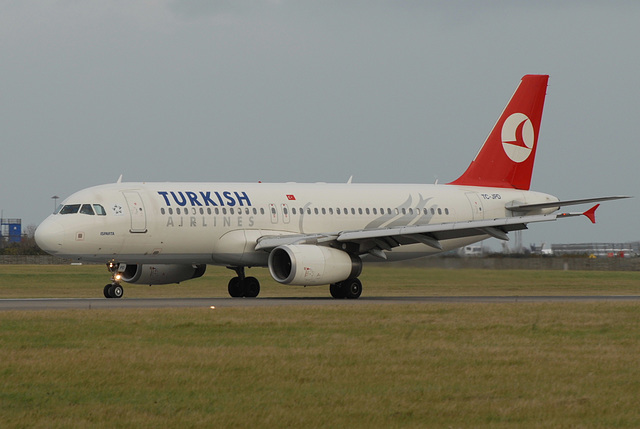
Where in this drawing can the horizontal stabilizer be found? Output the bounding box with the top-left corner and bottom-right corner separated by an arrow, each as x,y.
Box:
506,195 -> 630,212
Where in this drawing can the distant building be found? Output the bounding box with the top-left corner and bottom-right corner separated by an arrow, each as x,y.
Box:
0,218 -> 22,245
550,242 -> 639,258
458,244 -> 484,257
530,243 -> 553,256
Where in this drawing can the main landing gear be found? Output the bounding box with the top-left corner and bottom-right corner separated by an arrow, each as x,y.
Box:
104,262 -> 124,299
227,267 -> 260,298
329,278 -> 363,299
226,267 -> 363,299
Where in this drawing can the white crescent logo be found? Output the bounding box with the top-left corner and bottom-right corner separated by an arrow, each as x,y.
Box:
501,113 -> 534,163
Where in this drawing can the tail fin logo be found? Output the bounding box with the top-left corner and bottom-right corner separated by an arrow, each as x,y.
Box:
501,113 -> 535,163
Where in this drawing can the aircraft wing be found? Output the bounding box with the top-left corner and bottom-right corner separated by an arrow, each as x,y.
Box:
255,210 -> 593,258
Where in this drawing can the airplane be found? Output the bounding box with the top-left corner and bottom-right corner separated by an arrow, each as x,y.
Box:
34,75 -> 629,299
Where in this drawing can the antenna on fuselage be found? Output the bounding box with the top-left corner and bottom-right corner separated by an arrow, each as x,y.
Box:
347,175 -> 353,184
117,174 -> 123,184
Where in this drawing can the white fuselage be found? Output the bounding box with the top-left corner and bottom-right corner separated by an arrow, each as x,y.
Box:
35,181 -> 559,265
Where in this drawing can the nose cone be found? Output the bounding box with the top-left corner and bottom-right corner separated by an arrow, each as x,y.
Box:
35,218 -> 64,254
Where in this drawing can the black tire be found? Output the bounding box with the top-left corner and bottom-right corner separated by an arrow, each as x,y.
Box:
111,284 -> 124,299
104,284 -> 112,298
344,278 -> 362,299
330,282 -> 346,299
244,277 -> 260,298
228,277 -> 243,298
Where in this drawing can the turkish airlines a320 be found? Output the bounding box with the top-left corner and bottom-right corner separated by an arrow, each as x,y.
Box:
35,75 -> 629,299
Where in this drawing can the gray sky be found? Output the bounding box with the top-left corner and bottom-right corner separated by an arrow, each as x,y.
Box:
1,1 -> 638,246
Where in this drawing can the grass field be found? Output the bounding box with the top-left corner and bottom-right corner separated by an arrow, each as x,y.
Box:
1,265 -> 640,427
1,264 -> 640,298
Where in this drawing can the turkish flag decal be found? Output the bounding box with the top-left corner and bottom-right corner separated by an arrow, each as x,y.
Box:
286,194 -> 296,200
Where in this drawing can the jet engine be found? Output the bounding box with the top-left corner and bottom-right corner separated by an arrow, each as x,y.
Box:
119,264 -> 206,285
268,245 -> 362,286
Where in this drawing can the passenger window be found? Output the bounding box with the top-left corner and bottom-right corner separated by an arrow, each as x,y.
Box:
80,204 -> 95,215
60,204 -> 81,215
161,208 -> 166,215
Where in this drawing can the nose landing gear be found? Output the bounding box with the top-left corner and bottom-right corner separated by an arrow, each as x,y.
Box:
104,262 -> 124,299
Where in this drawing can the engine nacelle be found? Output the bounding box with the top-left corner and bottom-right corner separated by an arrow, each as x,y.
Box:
268,245 -> 362,286
119,264 -> 206,285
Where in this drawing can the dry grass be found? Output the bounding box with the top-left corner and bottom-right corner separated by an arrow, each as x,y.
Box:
1,304 -> 640,427
1,265 -> 640,427
1,264 -> 639,298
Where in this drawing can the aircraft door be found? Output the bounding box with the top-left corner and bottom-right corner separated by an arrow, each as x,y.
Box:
465,192 -> 484,220
122,191 -> 148,233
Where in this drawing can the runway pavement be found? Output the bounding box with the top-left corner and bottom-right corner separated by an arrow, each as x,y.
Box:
2,295 -> 640,311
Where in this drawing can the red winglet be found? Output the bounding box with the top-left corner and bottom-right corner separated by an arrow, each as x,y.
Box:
583,204 -> 600,224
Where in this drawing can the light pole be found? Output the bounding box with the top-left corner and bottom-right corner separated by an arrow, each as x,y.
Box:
51,195 -> 59,213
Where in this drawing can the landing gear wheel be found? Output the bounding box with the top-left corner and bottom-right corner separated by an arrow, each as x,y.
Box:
111,284 -> 124,299
344,278 -> 362,299
228,277 -> 244,298
330,282 -> 346,299
228,276 -> 261,298
244,277 -> 260,298
104,283 -> 123,299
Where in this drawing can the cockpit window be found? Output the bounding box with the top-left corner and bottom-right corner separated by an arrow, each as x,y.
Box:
54,204 -> 63,215
93,204 -> 106,216
59,204 -> 81,215
80,204 -> 95,215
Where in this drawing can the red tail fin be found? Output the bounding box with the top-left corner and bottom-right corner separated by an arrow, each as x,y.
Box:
449,75 -> 549,190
